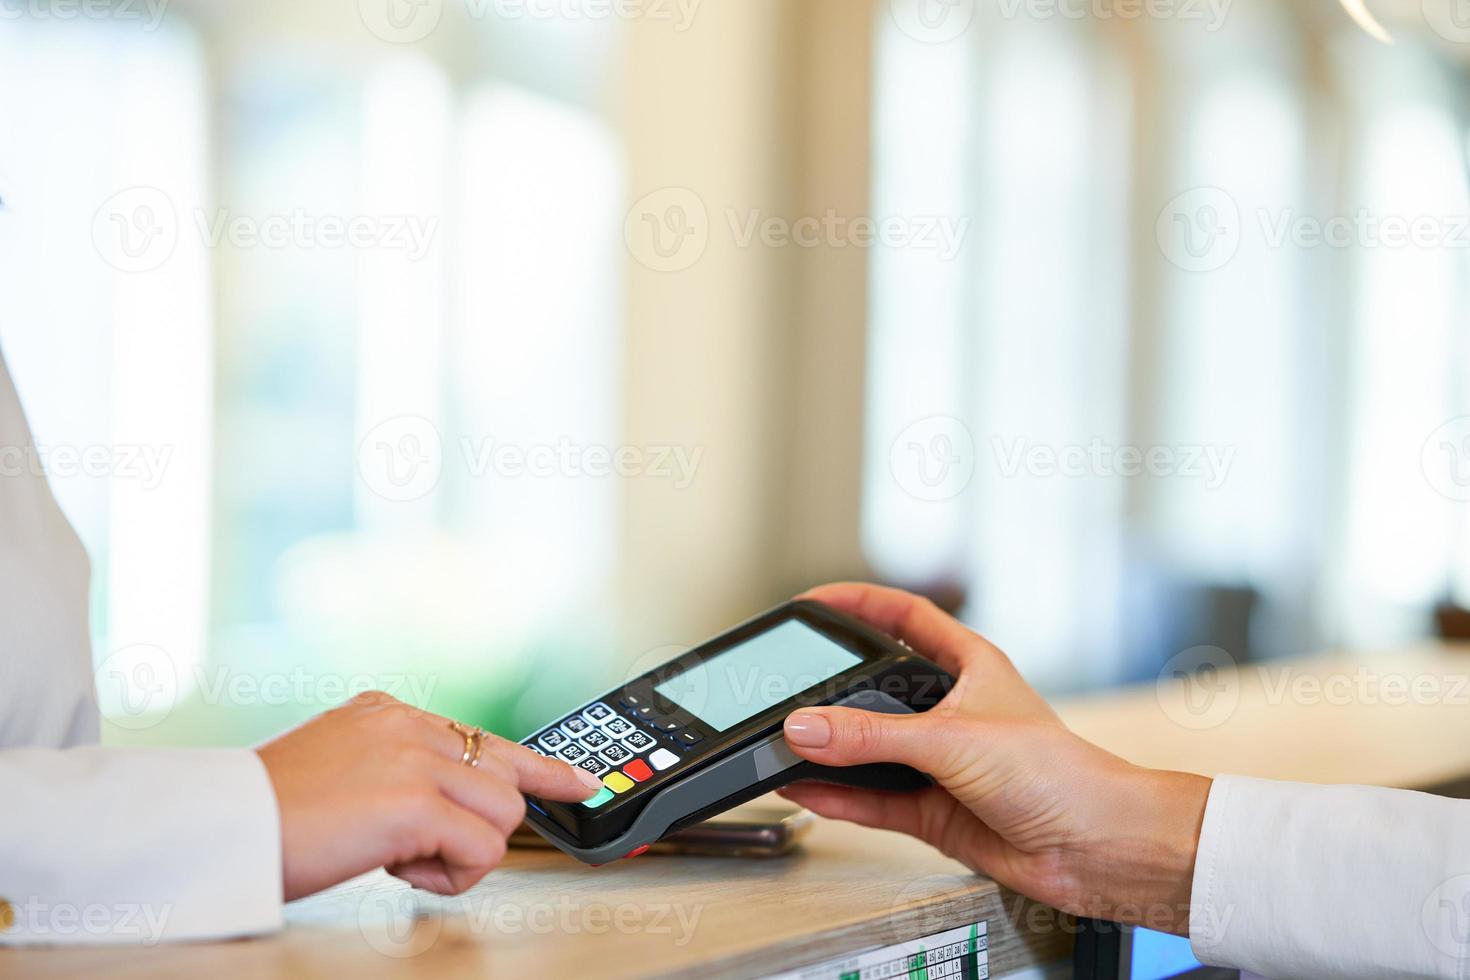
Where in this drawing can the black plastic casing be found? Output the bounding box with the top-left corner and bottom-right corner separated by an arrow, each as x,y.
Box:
521,599 -> 954,859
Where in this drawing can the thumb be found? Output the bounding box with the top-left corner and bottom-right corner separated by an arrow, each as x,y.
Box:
782,706 -> 937,771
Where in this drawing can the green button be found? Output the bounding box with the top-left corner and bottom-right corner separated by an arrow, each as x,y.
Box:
581,787 -> 615,809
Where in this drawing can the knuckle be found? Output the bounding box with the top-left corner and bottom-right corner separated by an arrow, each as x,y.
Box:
478,756 -> 516,785
843,711 -> 885,755
472,834 -> 508,874
493,793 -> 527,833
351,689 -> 397,708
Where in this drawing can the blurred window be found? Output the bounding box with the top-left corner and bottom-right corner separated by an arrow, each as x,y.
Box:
866,0 -> 1470,684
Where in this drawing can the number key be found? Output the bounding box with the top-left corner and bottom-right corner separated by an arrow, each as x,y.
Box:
599,743 -> 633,766
561,716 -> 592,737
577,756 -> 611,777
583,702 -> 616,725
580,729 -> 611,750
557,743 -> 589,763
604,716 -> 634,737
622,730 -> 656,753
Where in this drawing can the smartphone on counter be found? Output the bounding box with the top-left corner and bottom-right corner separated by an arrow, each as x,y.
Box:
511,799 -> 815,858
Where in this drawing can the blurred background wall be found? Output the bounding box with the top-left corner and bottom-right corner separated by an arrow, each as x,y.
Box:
1,0 -> 1469,746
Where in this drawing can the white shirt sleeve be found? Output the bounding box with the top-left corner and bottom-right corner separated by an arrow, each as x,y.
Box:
1190,774 -> 1470,979
0,746 -> 284,946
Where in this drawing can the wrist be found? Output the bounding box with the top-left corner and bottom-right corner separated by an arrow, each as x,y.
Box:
1070,765 -> 1212,936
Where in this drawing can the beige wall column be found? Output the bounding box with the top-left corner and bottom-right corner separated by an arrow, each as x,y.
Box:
617,0 -> 875,653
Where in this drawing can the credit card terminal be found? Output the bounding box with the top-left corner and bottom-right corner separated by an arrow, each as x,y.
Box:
519,599 -> 955,864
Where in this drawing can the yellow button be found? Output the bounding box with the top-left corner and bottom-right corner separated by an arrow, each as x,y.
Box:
0,898 -> 14,933
603,772 -> 636,794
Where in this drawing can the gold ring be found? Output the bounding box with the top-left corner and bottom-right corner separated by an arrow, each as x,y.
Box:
449,721 -> 478,766
468,728 -> 487,769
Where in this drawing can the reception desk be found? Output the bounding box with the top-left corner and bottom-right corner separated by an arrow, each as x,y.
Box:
11,646 -> 1470,978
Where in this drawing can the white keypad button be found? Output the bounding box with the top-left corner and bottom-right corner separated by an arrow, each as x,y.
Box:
648,748 -> 680,772
561,716 -> 591,737
603,716 -> 634,737
557,743 -> 589,763
537,730 -> 569,752
580,730 -> 611,750
582,702 -> 616,725
577,756 -> 611,777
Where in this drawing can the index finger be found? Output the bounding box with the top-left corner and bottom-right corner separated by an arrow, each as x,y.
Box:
797,582 -> 996,678
490,737 -> 605,802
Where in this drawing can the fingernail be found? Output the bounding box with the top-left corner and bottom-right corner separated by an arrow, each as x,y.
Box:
784,711 -> 832,748
575,768 -> 605,794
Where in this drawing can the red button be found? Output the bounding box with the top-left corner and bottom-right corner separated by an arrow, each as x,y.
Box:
624,844 -> 650,859
623,759 -> 653,782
